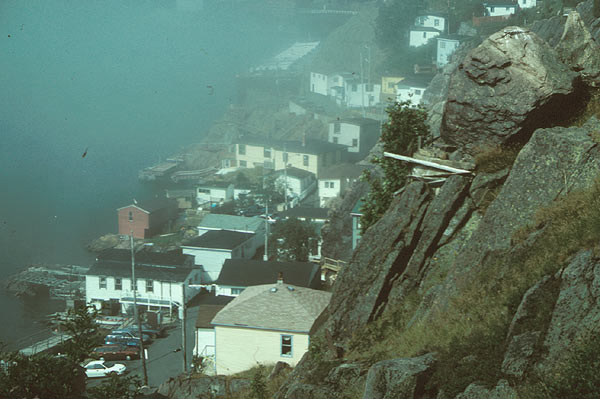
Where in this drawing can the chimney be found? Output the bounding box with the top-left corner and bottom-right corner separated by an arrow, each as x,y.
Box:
277,272 -> 284,284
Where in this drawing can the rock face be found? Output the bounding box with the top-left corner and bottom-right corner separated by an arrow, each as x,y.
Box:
556,11 -> 600,87
362,354 -> 436,399
455,380 -> 517,399
156,375 -> 250,399
441,27 -> 579,154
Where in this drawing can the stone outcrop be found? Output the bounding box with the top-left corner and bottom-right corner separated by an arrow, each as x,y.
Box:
362,354 -> 436,399
156,375 -> 250,399
455,380 -> 517,399
556,11 -> 600,87
441,27 -> 579,154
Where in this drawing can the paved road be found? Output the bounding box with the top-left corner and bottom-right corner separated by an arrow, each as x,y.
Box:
87,302 -> 199,390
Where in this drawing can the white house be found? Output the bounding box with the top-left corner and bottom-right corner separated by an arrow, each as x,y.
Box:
415,14 -> 446,33
197,214 -> 265,258
436,35 -> 467,68
196,181 -> 234,206
483,1 -> 518,16
213,259 -> 321,297
317,163 -> 370,207
328,72 -> 354,105
396,76 -> 432,108
517,0 -> 536,9
211,279 -> 331,375
309,72 -> 329,96
273,167 -> 317,207
85,249 -> 201,319
409,26 -> 442,47
182,230 -> 256,283
343,79 -> 381,108
328,118 -> 380,161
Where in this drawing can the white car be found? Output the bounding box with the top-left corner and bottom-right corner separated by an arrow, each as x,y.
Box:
83,360 -> 127,378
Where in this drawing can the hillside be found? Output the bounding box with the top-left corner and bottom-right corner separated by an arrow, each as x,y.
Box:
269,1 -> 600,398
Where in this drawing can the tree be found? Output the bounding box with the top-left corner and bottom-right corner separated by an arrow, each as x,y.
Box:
60,305 -> 102,363
0,351 -> 85,399
250,365 -> 267,399
269,218 -> 318,262
87,373 -> 142,399
360,102 -> 429,233
375,0 -> 426,50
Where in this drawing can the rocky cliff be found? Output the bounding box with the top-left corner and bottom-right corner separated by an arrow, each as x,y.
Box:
272,3 -> 600,399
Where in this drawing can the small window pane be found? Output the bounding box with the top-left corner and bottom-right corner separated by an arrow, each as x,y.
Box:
146,280 -> 153,292
99,277 -> 107,289
281,335 -> 292,357
115,278 -> 122,291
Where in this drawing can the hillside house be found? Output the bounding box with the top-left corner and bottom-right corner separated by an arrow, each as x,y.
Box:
309,71 -> 329,96
483,1 -> 518,16
381,76 -> 404,99
351,199 -> 364,250
343,79 -> 381,108
272,167 -> 317,207
193,294 -> 234,373
196,181 -> 234,206
436,35 -> 469,68
328,118 -> 380,161
181,230 -> 256,283
415,14 -> 446,33
328,72 -> 355,105
165,188 -> 196,210
117,198 -> 178,239
197,214 -> 265,256
213,259 -> 321,297
85,249 -> 200,319
409,26 -> 442,47
318,163 -> 369,207
234,137 -> 347,178
396,76 -> 432,107
518,0 -> 536,9
211,279 -> 331,374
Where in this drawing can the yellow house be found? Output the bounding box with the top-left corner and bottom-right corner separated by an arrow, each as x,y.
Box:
381,76 -> 405,97
235,137 -> 346,178
211,279 -> 331,375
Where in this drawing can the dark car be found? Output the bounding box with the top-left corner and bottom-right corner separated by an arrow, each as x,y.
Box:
119,324 -> 164,338
104,334 -> 141,347
91,344 -> 139,361
110,329 -> 152,344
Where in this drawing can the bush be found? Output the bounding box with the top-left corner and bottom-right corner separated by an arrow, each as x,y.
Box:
474,144 -> 520,174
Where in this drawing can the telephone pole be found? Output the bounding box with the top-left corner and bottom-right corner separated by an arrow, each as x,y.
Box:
130,233 -> 148,386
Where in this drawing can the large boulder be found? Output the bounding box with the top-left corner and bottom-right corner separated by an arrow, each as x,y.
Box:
363,354 -> 436,399
556,11 -> 600,87
455,380 -> 517,399
441,27 -> 579,154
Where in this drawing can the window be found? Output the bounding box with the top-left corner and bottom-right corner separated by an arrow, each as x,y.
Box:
388,82 -> 395,89
415,89 -> 422,95
440,41 -> 446,49
281,335 -> 292,357
146,279 -> 153,292
231,288 -> 244,295
264,148 -> 271,158
325,181 -> 335,189
303,155 -> 309,166
99,277 -> 107,289
351,84 -> 357,92
240,160 -> 247,167
490,6 -> 495,12
333,122 -> 340,134
238,144 -> 246,155
128,211 -> 133,222
264,160 -> 274,169
352,139 -> 358,147
115,278 -> 122,291
333,137 -> 338,144
434,19 -> 439,26
423,32 -> 427,38
282,152 -> 288,163
506,6 -> 510,10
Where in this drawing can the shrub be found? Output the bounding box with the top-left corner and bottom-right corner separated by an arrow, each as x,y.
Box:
474,144 -> 520,174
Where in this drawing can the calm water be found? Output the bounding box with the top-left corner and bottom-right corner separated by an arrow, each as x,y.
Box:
0,0 -> 293,345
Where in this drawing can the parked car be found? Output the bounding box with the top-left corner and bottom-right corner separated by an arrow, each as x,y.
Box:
83,360 -> 126,378
91,344 -> 139,361
110,329 -> 152,344
104,334 -> 140,347
119,324 -> 164,338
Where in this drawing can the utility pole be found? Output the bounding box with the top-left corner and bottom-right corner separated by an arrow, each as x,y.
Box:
130,233 -> 148,386
263,174 -> 269,261
360,49 -> 365,117
283,144 -> 288,211
181,285 -> 187,373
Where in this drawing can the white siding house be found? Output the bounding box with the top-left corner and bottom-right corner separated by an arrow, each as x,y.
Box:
409,26 -> 442,47
518,0 -> 536,9
483,2 -> 518,16
85,249 -> 201,319
196,182 -> 234,206
212,281 -> 331,375
343,80 -> 381,108
273,167 -> 317,207
309,72 -> 329,96
182,230 -> 256,283
436,36 -> 463,68
396,76 -> 432,108
328,118 -> 380,160
317,163 -> 369,207
415,14 -> 446,33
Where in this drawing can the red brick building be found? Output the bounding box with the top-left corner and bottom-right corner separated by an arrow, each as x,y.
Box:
117,198 -> 177,239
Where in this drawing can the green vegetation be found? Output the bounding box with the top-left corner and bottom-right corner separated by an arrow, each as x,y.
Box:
61,306 -> 102,363
474,144 -> 521,174
360,102 -> 430,233
250,365 -> 268,399
86,373 -> 142,399
229,364 -> 292,399
269,218 -> 319,262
